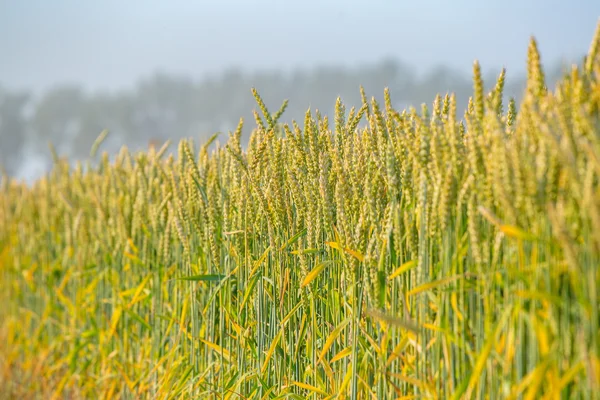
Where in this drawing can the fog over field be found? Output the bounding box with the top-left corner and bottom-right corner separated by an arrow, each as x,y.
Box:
1,0 -> 599,181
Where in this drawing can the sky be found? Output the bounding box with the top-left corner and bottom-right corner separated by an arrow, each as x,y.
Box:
1,0 -> 599,93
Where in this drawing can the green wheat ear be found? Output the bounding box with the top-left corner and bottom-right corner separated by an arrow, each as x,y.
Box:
585,18 -> 600,74
359,85 -> 370,117
492,68 -> 506,116
271,99 -> 289,126
251,87 -> 273,130
526,36 -> 547,99
472,60 -> 485,122
251,87 -> 288,132
506,97 -> 517,133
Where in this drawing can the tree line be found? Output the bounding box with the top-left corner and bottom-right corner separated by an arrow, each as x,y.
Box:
0,58 -> 568,179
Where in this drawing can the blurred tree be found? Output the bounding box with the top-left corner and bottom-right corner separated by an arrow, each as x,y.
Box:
131,73 -> 198,146
74,93 -> 130,158
32,86 -> 84,158
0,87 -> 30,175
1,56 -> 575,180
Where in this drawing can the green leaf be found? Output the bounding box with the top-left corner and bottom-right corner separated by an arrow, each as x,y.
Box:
124,308 -> 151,331
178,274 -> 226,282
280,228 -> 307,251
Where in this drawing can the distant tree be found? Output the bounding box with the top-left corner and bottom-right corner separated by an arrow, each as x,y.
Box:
0,56 -> 577,180
0,87 -> 30,175
31,86 -> 84,157
131,73 -> 198,146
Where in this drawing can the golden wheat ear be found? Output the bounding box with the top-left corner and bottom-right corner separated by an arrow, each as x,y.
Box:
585,18 -> 600,74
472,60 -> 485,122
526,36 -> 547,99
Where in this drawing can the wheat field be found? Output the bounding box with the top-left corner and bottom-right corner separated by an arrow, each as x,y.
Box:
1,24 -> 600,399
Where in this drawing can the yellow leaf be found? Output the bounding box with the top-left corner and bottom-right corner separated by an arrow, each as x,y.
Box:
345,248 -> 365,262
524,361 -> 548,400
227,315 -> 243,338
500,224 -> 535,241
55,288 -> 75,315
123,251 -> 143,265
292,381 -> 328,396
260,387 -> 276,400
280,302 -> 303,327
331,346 -> 352,363
325,241 -> 364,262
339,367 -> 353,395
496,333 -> 506,354
58,267 -> 73,291
261,329 -> 282,374
389,374 -> 427,390
108,307 -> 123,340
451,292 -> 464,321
22,263 -> 37,288
558,361 -> 584,390
201,339 -> 232,363
250,246 -> 272,277
290,248 -> 320,255
321,357 -> 335,391
422,323 -> 445,333
325,241 -> 342,251
127,274 -> 152,308
180,297 -> 189,332
318,318 -> 350,363
386,336 -> 410,368
301,261 -> 330,287
113,360 -> 135,393
126,237 -> 138,254
388,260 -> 417,280
533,317 -> 549,356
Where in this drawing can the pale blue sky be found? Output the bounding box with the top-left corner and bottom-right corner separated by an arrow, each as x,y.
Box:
1,0 -> 598,92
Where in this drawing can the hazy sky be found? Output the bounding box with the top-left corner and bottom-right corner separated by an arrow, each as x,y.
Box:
1,0 -> 599,93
